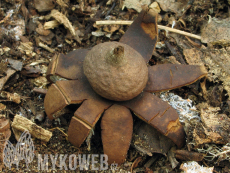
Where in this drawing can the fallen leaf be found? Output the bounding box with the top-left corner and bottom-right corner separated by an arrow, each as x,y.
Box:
183,47 -> 230,97
122,0 -> 151,13
132,121 -> 174,156
149,2 -> 161,13
7,58 -> 23,71
201,17 -> 230,46
34,0 -> 55,12
0,68 -> 16,90
51,9 -> 75,36
156,0 -> 188,16
21,66 -> 41,77
193,103 -> 230,145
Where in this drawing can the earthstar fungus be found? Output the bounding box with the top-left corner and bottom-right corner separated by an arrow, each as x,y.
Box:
44,7 -> 207,164
83,42 -> 148,101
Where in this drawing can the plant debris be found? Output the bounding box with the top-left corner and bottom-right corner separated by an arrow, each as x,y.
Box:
0,0 -> 229,172
183,47 -> 230,97
201,17 -> 230,46
12,114 -> 52,142
180,161 -> 214,173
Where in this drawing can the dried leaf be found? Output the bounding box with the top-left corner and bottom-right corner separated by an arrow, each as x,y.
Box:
183,47 -> 230,97
201,17 -> 230,46
33,76 -> 49,88
7,58 -> 23,71
103,25 -> 120,33
0,68 -> 16,90
0,103 -> 6,111
122,0 -> 151,12
156,0 -> 188,16
193,103 -> 230,145
34,0 -> 55,12
0,117 -> 11,162
56,0 -> 68,8
18,42 -> 34,55
149,2 -> 161,13
51,9 -> 75,36
0,61 -> 8,75
44,20 -> 60,30
132,121 -> 174,155
21,66 -> 41,77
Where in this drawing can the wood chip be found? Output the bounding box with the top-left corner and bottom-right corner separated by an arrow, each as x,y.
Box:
18,42 -> 34,55
11,114 -> 52,142
0,68 -> 16,90
51,9 -> 75,36
0,91 -> 21,104
38,42 -> 55,53
44,20 -> 60,30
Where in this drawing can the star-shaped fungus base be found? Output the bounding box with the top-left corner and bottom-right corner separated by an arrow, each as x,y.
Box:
44,7 -> 207,164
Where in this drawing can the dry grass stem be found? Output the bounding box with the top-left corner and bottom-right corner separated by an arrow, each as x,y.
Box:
96,20 -> 201,40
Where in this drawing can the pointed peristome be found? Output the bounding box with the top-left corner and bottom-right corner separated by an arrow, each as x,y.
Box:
145,64 -> 207,92
119,6 -> 158,63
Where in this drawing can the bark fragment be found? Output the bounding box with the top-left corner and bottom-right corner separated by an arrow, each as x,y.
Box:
12,114 -> 52,142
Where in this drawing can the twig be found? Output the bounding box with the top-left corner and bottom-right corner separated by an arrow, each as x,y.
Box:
96,20 -> 201,40
0,10 -> 13,24
32,87 -> 48,95
38,42 -> 55,53
49,127 -> 68,137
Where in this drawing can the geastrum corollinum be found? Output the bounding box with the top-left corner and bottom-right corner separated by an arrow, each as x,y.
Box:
44,7 -> 207,164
